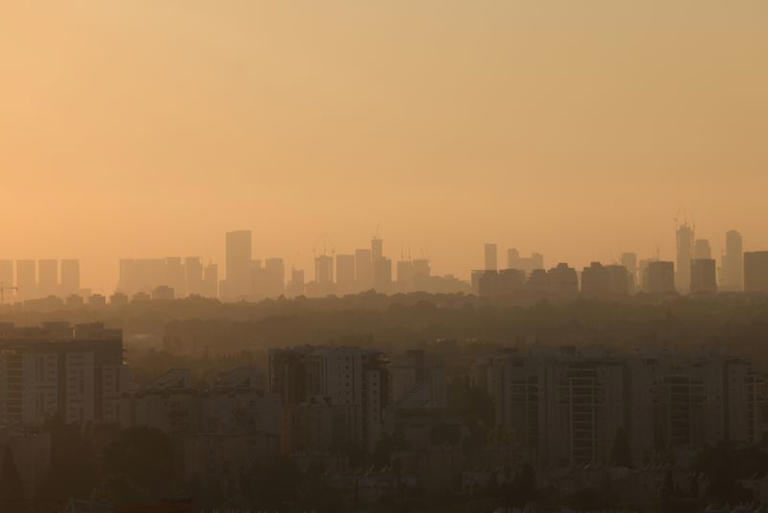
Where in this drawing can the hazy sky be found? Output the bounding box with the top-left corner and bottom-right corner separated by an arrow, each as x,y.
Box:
2,1 -> 767,291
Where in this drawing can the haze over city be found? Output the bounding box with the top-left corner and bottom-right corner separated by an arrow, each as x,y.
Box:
2,1 -> 768,291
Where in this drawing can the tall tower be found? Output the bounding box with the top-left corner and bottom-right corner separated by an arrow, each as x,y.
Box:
675,222 -> 694,293
721,230 -> 743,291
484,243 -> 498,271
225,230 -> 252,300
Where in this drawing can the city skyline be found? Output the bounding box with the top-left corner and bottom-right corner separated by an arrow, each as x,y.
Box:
2,2 -> 768,292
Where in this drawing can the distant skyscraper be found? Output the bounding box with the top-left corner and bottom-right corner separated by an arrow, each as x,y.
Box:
164,257 -> 186,297
335,254 -> 355,294
0,260 -> 13,293
60,259 -> 80,297
484,243 -> 498,271
581,262 -> 630,298
644,261 -> 675,294
264,258 -> 286,297
202,263 -> 218,298
355,249 -> 373,290
373,257 -> 392,292
315,255 -> 334,285
38,259 -> 58,298
721,230 -> 743,291
744,251 -> 768,293
676,222 -> 695,293
507,249 -> 544,274
690,259 -> 717,294
225,230 -> 252,300
185,257 -> 203,296
371,237 -> 383,263
694,239 -> 712,260
287,268 -> 305,296
620,253 -> 638,292
396,260 -> 414,292
16,260 -> 36,300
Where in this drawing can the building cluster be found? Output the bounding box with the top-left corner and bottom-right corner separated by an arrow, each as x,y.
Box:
477,228 -> 768,299
477,346 -> 768,468
0,322 -> 130,427
118,257 -> 219,298
221,230 -> 468,302
0,259 -> 82,302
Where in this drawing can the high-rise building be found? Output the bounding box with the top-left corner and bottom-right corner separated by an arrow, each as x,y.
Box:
676,222 -> 695,293
60,259 -> 80,297
373,257 -> 392,292
0,322 -> 129,426
581,262 -> 630,298
164,257 -> 186,298
484,243 -> 498,271
694,239 -> 712,260
16,260 -> 37,301
620,253 -> 638,292
507,249 -> 544,274
37,259 -> 58,298
371,237 -> 383,263
546,263 -> 579,297
335,254 -> 355,294
690,259 -> 717,294
264,258 -> 285,298
643,261 -> 675,294
314,255 -> 334,285
355,249 -> 373,290
224,230 -> 252,301
185,257 -> 203,296
744,251 -> 768,293
721,230 -> 743,291
287,268 -> 305,297
202,263 -> 218,298
396,260 -> 414,292
0,260 -> 13,300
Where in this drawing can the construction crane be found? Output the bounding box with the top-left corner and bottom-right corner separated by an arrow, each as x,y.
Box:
0,282 -> 18,304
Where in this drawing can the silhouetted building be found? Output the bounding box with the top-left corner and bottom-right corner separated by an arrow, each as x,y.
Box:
643,261 -> 675,294
546,263 -> 578,298
152,285 -> 175,300
694,239 -> 712,260
744,251 -> 768,293
224,230 -> 252,301
314,255 -> 334,290
581,262 -> 630,298
37,259 -> 58,298
165,257 -> 186,298
620,253 -> 638,293
0,322 -> 129,426
355,249 -> 373,291
477,269 -> 525,299
676,222 -> 695,293
721,230 -> 744,291
264,258 -> 285,298
60,259 -> 80,298
16,260 -> 36,301
269,346 -> 389,454
507,249 -> 544,274
371,237 -> 383,263
396,260 -> 414,292
690,259 -> 717,294
373,257 -> 392,292
484,243 -> 498,271
287,268 -> 305,297
185,257 -> 203,296
0,260 -> 13,301
202,263 -> 218,298
335,254 -> 356,294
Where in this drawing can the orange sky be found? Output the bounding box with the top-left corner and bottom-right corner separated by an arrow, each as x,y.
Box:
1,1 -> 767,292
